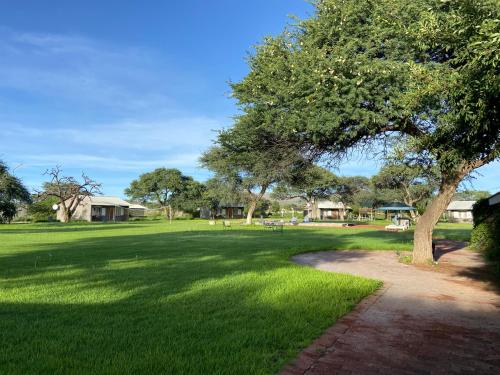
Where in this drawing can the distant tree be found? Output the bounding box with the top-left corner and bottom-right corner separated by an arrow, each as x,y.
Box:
27,196 -> 59,222
453,190 -> 491,201
270,200 -> 281,214
272,165 -> 339,205
125,168 -> 190,221
38,166 -> 101,223
230,0 -> 500,263
336,176 -> 373,207
201,124 -> 306,224
373,153 -> 441,219
0,161 -> 32,223
170,179 -> 205,216
200,177 -> 244,219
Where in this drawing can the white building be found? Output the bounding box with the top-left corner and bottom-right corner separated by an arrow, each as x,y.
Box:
446,200 -> 476,223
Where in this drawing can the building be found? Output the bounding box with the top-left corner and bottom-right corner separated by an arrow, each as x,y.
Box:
446,200 -> 476,223
200,203 -> 245,219
129,203 -> 148,218
488,192 -> 500,207
56,196 -> 130,222
305,200 -> 350,220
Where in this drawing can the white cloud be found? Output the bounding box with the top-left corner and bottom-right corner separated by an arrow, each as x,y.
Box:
15,153 -> 202,171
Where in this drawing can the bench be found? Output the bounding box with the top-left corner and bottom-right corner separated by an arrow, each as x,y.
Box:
263,221 -> 284,233
222,220 -> 232,229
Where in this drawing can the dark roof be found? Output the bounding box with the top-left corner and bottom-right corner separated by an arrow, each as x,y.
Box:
377,202 -> 416,211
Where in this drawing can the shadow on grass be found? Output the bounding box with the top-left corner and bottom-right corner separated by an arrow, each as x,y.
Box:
0,226 -> 383,374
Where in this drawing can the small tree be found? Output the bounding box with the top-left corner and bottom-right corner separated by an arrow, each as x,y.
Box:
28,196 -> 59,222
373,153 -> 440,219
0,161 -> 32,223
38,166 -> 101,223
125,168 -> 191,222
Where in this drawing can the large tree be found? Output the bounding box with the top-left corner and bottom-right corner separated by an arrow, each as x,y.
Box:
0,161 -> 32,223
38,166 -> 101,223
230,0 -> 499,263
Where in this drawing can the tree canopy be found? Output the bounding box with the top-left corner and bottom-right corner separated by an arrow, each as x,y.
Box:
125,168 -> 190,207
272,164 -> 339,203
39,166 -> 101,223
0,161 -> 32,223
201,124 -> 308,223
372,152 -> 441,216
230,0 -> 499,262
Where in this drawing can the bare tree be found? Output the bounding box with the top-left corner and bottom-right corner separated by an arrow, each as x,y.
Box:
37,166 -> 101,223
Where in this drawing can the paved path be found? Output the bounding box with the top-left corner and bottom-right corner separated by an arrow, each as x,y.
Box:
282,241 -> 500,375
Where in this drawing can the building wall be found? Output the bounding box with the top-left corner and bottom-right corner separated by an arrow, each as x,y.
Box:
447,210 -> 473,223
129,208 -> 146,217
56,200 -> 91,222
200,207 -> 244,219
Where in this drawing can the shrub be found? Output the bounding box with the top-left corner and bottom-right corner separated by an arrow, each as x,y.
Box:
471,199 -> 500,270
470,222 -> 495,254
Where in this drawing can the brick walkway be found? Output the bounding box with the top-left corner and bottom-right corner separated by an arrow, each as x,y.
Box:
282,241 -> 500,375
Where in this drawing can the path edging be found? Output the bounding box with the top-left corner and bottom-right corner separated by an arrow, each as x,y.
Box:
280,283 -> 391,375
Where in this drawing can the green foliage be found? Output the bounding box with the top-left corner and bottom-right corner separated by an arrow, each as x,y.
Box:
125,168 -> 193,209
471,198 -> 500,264
27,196 -> 59,222
231,0 -> 499,205
0,161 -> 32,223
270,200 -> 281,213
272,164 -> 339,203
372,151 -> 440,210
454,190 -> 491,201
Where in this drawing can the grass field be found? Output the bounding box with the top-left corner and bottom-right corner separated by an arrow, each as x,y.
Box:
0,220 -> 471,374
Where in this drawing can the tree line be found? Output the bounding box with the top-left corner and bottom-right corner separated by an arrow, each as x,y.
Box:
1,156 -> 489,225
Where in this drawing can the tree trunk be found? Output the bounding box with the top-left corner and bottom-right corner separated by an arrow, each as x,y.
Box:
246,200 -> 257,225
245,185 -> 268,225
412,174 -> 463,264
61,209 -> 70,223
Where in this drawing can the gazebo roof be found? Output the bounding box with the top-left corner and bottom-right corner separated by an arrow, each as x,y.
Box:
377,202 -> 416,211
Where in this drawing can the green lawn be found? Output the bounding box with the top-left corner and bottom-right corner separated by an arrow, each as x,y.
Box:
0,220 -> 470,374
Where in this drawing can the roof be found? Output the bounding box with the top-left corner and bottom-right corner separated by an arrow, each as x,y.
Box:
129,203 -> 148,210
488,192 -> 500,206
83,196 -> 130,207
446,200 -> 476,211
317,200 -> 346,209
377,202 -> 416,211
218,202 -> 244,208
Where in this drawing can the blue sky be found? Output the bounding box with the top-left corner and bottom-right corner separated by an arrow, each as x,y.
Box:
1,1 -> 499,197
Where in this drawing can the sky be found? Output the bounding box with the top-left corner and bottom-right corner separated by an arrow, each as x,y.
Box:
1,0 -> 499,198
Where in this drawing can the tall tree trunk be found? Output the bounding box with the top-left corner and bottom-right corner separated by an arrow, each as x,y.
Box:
246,200 -> 258,225
412,173 -> 464,264
245,185 -> 268,224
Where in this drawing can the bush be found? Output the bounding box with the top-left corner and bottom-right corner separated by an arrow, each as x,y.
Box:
470,199 -> 500,268
470,223 -> 495,254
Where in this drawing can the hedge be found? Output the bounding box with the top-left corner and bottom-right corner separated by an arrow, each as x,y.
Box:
471,198 -> 500,273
